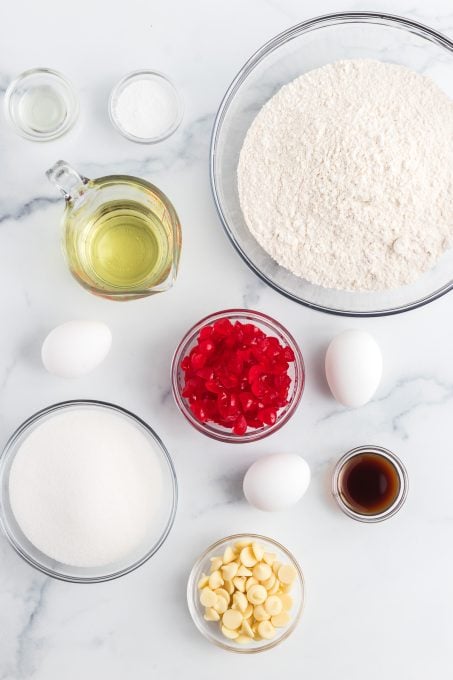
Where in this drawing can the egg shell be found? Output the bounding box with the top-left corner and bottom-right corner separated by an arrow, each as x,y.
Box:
325,329 -> 382,408
41,321 -> 112,378
243,454 -> 311,512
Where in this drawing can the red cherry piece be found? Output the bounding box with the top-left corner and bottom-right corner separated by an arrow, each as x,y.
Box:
257,407 -> 277,426
233,415 -> 247,435
191,352 -> 206,370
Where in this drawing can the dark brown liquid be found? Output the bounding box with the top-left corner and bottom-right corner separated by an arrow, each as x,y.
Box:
339,452 -> 400,515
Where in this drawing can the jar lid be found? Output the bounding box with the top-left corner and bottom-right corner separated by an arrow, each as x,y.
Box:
109,70 -> 183,144
4,68 -> 79,141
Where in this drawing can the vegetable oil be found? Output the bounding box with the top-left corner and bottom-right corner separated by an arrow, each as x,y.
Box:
68,199 -> 173,290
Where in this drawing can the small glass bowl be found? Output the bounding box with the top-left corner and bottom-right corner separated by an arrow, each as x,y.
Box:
171,309 -> 304,443
109,70 -> 183,143
332,445 -> 408,523
0,400 -> 178,583
4,68 -> 79,141
187,533 -> 304,653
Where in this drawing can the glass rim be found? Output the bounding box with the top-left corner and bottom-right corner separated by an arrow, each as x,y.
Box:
0,399 -> 178,583
171,308 -> 305,443
4,67 -> 79,141
108,69 -> 184,143
187,532 -> 305,653
210,11 -> 453,317
332,444 -> 408,523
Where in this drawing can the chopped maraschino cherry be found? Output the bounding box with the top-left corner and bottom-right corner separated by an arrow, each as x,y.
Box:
180,319 -> 296,434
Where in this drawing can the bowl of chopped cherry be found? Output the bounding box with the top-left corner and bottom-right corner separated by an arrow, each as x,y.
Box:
171,309 -> 304,442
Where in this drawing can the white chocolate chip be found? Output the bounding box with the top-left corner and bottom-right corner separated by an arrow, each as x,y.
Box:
221,562 -> 238,581
247,584 -> 267,605
262,574 -> 276,590
215,588 -> 230,604
236,635 -> 253,644
237,565 -> 253,577
245,577 -> 258,592
221,625 -> 239,640
257,620 -> 276,640
253,562 -> 272,582
224,579 -> 235,595
200,588 -> 217,608
197,573 -> 209,589
240,546 -> 257,568
209,570 -> 224,590
222,609 -> 243,630
214,596 -> 228,614
243,603 -> 253,619
204,607 -> 220,621
267,579 -> 280,595
233,591 -> 248,613
234,540 -> 251,551
264,595 -> 283,616
210,557 -> 223,572
271,611 -> 291,628
252,542 -> 264,561
278,564 -> 297,585
241,619 -> 255,638
278,593 -> 293,611
253,604 -> 270,621
223,546 -> 236,564
271,560 -> 282,575
233,576 -> 246,592
263,552 -> 276,566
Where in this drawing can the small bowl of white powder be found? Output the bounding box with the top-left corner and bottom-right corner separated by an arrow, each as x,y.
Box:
109,70 -> 183,143
0,400 -> 177,582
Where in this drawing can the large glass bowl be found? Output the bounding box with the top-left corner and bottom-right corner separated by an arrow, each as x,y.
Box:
211,12 -> 453,317
0,400 -> 178,583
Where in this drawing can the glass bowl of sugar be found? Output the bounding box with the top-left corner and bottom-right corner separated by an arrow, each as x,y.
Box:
0,400 -> 177,583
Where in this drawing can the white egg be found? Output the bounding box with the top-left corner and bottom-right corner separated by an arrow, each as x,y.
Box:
325,329 -> 382,407
41,321 -> 112,378
243,453 -> 311,512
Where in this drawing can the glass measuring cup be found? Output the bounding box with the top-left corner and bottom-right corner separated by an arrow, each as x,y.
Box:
47,160 -> 181,300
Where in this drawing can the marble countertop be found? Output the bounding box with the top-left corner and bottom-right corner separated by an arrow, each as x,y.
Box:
1,1 -> 453,678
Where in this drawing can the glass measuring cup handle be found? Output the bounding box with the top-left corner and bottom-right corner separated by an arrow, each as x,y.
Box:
46,160 -> 89,202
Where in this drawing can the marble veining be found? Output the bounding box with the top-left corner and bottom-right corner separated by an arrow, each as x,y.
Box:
0,1 -> 453,679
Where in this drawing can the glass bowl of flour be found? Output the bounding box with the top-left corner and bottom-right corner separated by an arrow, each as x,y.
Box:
211,12 -> 453,316
0,401 -> 177,582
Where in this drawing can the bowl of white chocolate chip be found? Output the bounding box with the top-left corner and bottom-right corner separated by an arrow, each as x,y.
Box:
187,534 -> 304,652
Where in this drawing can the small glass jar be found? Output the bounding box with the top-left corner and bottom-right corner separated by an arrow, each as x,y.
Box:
332,445 -> 408,523
4,68 -> 79,141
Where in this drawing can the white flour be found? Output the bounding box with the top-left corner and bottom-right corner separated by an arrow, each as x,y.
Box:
238,60 -> 453,291
114,78 -> 179,139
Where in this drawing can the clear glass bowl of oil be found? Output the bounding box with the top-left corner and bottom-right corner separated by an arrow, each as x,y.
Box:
47,161 -> 181,300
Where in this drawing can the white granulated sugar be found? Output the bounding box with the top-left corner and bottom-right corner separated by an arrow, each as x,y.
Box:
238,60 -> 453,291
115,78 -> 178,139
9,408 -> 162,568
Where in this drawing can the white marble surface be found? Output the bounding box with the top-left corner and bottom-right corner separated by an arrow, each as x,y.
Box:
1,1 -> 453,678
